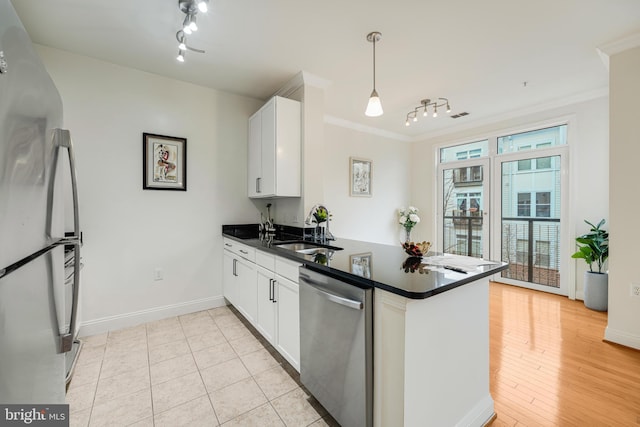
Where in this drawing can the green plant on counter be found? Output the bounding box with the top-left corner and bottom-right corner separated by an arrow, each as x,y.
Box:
313,207 -> 329,224
313,252 -> 328,265
571,219 -> 609,273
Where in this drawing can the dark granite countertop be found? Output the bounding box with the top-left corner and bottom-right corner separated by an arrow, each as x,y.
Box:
222,224 -> 508,300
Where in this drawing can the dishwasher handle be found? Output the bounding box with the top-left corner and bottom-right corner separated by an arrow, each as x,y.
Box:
299,273 -> 363,310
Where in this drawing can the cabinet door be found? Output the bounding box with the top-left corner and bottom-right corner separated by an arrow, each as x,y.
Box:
223,251 -> 237,306
235,258 -> 257,325
248,110 -> 262,197
275,275 -> 300,371
256,266 -> 276,344
260,99 -> 276,196
273,97 -> 301,197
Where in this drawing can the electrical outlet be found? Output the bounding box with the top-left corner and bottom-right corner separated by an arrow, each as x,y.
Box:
631,283 -> 640,297
154,268 -> 164,281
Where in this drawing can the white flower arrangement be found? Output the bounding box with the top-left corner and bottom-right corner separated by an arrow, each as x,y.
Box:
398,206 -> 420,232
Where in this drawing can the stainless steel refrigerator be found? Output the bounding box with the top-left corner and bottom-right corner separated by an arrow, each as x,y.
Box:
0,0 -> 82,404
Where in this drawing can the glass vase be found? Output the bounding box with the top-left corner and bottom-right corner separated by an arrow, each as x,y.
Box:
404,228 -> 412,243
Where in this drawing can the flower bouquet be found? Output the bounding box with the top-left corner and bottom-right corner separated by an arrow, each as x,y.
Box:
398,206 -> 420,243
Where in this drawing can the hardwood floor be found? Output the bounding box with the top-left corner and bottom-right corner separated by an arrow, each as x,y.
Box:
489,282 -> 640,426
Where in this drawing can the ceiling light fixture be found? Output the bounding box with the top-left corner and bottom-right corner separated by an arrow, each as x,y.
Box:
404,98 -> 451,126
175,0 -> 208,63
365,31 -> 383,117
197,0 -> 209,13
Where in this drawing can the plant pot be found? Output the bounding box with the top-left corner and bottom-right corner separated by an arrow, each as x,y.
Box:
583,271 -> 608,312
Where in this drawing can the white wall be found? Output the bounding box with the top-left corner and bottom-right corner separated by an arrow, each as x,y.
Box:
410,97 -> 609,298
36,46 -> 263,335
606,45 -> 640,350
323,124 -> 411,245
265,82 -> 413,246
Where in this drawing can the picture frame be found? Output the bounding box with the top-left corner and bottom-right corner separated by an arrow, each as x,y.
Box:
143,133 -> 187,191
350,252 -> 372,279
350,157 -> 372,197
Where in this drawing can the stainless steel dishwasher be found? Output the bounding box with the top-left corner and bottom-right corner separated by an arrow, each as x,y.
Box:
299,266 -> 373,427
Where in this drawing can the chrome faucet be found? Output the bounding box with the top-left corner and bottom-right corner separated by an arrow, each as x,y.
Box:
305,204 -> 334,242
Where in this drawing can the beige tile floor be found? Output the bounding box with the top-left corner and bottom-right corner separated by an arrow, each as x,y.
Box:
66,305 -> 339,427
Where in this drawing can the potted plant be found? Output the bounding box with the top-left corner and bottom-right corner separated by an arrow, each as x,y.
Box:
571,219 -> 609,311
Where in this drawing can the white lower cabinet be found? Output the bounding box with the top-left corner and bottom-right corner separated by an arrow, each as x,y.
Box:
256,265 -> 277,344
224,242 -> 301,372
223,239 -> 257,324
223,250 -> 237,306
235,258 -> 257,324
274,273 -> 300,371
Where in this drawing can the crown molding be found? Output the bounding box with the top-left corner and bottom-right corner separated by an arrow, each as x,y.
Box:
324,115 -> 413,142
597,32 -> 640,71
411,87 -> 608,142
273,71 -> 332,98
301,71 -> 332,90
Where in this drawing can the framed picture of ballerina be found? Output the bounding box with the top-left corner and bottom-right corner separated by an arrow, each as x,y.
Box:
143,133 -> 187,191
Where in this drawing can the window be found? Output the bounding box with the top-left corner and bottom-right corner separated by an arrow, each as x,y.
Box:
535,143 -> 552,169
516,239 -> 528,263
536,192 -> 551,217
453,166 -> 483,184
517,193 -> 531,216
517,146 -> 532,171
536,156 -> 552,169
456,192 -> 482,214
497,124 -> 567,154
456,151 -> 468,161
517,191 -> 552,217
535,240 -> 550,267
440,140 -> 489,163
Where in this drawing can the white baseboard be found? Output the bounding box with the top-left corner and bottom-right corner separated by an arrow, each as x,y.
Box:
456,395 -> 495,427
604,326 -> 640,350
78,295 -> 227,337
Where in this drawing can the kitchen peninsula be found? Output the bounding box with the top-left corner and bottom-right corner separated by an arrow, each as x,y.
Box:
222,225 -> 508,427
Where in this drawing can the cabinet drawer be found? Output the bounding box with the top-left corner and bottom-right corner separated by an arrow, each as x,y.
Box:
256,250 -> 275,270
275,257 -> 302,282
223,238 -> 255,262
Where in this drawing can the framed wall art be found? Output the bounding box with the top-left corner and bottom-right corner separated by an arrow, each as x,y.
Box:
350,252 -> 372,279
143,133 -> 187,191
350,157 -> 372,197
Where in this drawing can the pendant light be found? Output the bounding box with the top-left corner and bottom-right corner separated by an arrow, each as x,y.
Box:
365,31 -> 383,117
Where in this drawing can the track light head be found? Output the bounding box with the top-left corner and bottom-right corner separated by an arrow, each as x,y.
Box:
197,0 -> 208,13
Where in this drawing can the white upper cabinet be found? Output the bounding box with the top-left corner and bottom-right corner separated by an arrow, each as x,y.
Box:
248,96 -> 301,198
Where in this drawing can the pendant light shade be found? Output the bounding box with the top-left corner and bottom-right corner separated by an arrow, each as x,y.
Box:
365,89 -> 383,117
365,31 -> 383,117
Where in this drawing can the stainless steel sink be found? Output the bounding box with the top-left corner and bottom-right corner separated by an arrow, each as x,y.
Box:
296,247 -> 333,256
273,241 -> 343,254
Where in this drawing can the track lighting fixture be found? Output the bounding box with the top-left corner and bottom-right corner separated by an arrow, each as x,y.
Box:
365,31 -> 383,117
175,0 -> 208,62
404,98 -> 451,126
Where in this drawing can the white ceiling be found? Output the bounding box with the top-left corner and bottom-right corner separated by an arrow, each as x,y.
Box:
11,0 -> 640,139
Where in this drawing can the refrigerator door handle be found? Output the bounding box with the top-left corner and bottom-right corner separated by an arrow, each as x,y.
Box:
52,129 -> 81,353
52,129 -> 81,241
0,241 -> 63,279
